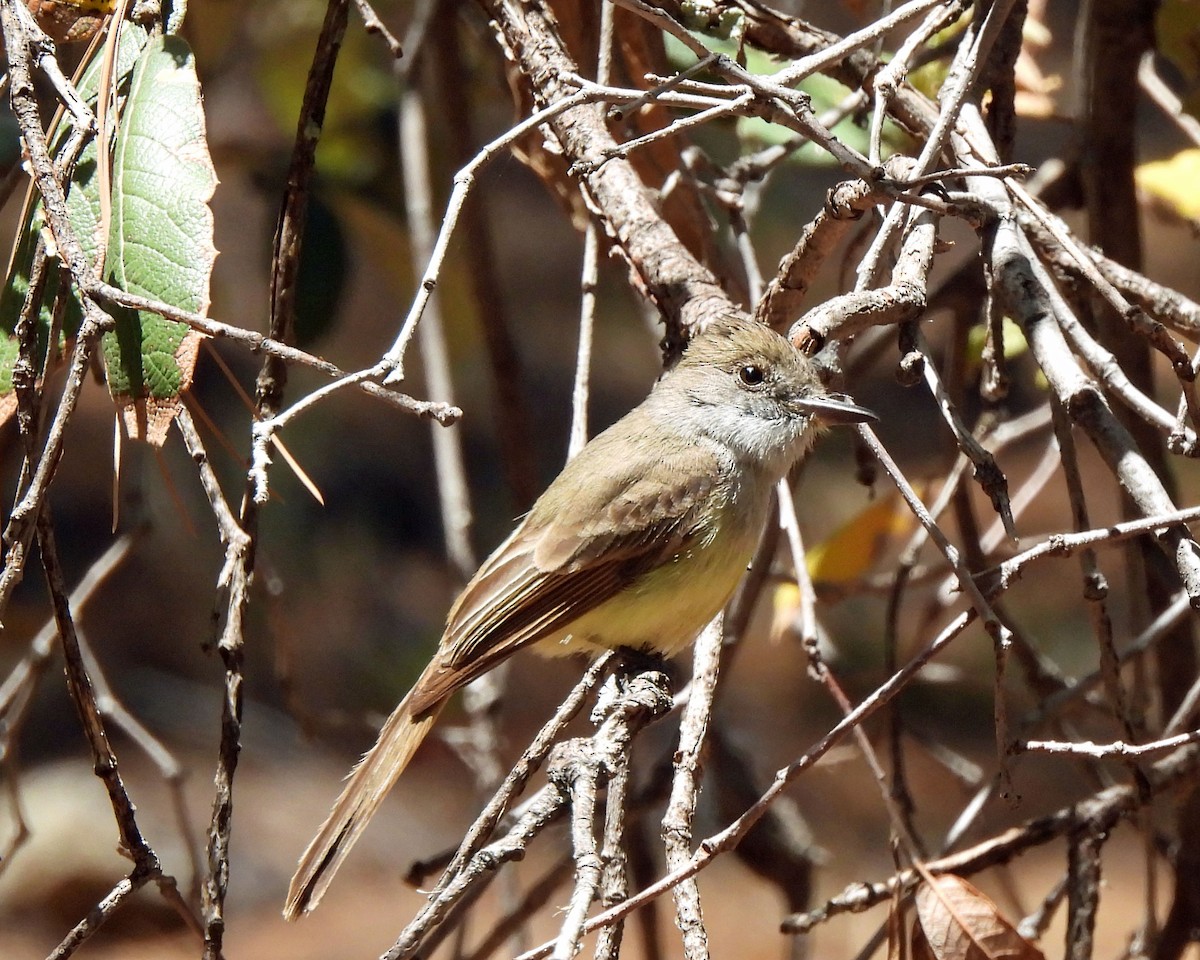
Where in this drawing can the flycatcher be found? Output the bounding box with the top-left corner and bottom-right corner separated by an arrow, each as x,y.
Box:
285,318 -> 874,918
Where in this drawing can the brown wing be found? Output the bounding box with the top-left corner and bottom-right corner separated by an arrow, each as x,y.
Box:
407,421 -> 725,713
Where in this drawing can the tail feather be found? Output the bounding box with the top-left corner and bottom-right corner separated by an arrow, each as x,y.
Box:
285,688 -> 446,919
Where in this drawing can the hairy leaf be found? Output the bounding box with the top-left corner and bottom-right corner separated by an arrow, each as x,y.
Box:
101,32 -> 215,444
0,23 -> 148,424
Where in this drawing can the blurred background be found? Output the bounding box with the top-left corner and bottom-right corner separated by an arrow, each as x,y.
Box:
1,1 -> 1199,958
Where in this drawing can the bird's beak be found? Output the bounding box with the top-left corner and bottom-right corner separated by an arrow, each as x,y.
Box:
796,393 -> 877,425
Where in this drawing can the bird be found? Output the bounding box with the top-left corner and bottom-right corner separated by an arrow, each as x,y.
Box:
285,318 -> 874,918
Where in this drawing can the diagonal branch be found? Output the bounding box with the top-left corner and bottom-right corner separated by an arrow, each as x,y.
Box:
479,0 -> 746,354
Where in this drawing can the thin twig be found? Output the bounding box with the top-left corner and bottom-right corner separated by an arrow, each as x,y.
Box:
512,605 -> 982,960
783,739 -> 1200,933
387,664 -> 671,960
352,0 -> 403,57
379,88 -> 605,381
400,76 -> 475,581
663,617 -> 724,960
203,4 -> 352,956
36,512 -> 195,955
0,0 -> 120,618
1022,732 -> 1200,759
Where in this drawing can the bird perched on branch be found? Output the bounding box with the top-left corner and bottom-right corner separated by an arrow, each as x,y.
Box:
285,318 -> 874,919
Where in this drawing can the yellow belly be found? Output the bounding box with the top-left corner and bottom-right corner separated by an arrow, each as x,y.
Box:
532,495 -> 767,659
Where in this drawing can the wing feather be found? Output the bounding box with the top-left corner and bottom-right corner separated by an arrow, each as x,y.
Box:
407,426 -> 727,713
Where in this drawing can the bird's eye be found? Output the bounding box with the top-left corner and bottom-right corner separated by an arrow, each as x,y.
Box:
739,364 -> 765,386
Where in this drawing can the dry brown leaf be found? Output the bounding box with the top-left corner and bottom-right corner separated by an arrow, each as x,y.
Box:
115,329 -> 203,445
26,0 -> 110,43
913,875 -> 1044,960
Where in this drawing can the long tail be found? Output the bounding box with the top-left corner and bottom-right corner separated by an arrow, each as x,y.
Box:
285,684 -> 446,919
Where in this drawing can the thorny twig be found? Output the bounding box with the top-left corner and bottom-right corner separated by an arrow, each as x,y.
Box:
0,0 -> 118,618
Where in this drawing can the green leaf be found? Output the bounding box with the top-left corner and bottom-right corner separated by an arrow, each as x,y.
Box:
735,73 -> 880,166
0,23 -> 150,420
0,28 -> 212,445
101,33 -> 216,444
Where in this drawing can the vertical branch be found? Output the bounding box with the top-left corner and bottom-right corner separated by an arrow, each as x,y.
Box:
553,754 -> 604,960
593,758 -> 631,960
569,0 -> 614,459
1079,0 -> 1148,271
0,0 -> 113,617
12,235 -> 52,466
400,65 -> 475,582
662,616 -> 723,960
979,0 -> 1026,162
571,220 -> 601,458
1080,0 -> 1199,745
429,8 -> 538,507
202,2 -> 349,957
1047,398 -> 1141,751
1080,22 -> 1200,954
1065,828 -> 1103,960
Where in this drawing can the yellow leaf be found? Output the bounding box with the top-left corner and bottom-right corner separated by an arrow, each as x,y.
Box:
769,581 -> 801,642
806,494 -> 914,586
966,317 -> 1028,377
1136,149 -> 1200,220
